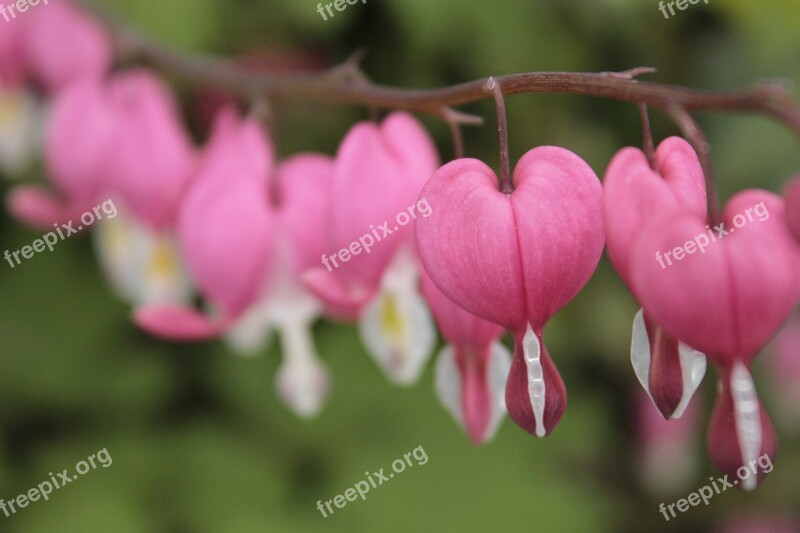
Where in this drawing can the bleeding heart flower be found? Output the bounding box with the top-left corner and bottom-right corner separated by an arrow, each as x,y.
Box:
7,77 -> 113,229
604,137 -> 708,419
416,147 -> 605,437
783,176 -> 800,243
22,0 -> 111,92
303,112 -> 439,386
136,109 -> 333,417
631,189 -> 800,488
421,273 -> 511,445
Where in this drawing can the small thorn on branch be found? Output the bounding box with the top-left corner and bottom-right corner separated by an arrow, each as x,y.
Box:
604,67 -> 658,80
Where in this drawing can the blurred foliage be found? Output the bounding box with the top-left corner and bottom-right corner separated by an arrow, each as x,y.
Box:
2,0 -> 800,531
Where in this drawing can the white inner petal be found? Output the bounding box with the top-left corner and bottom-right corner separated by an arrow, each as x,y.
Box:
485,340 -> 512,441
730,362 -> 762,491
275,318 -> 331,418
358,251 -> 435,385
631,308 -> 653,399
434,345 -> 463,426
522,324 -> 546,437
672,343 -> 706,419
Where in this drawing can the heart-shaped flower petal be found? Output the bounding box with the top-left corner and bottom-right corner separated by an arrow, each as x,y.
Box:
304,111 -> 439,318
416,147 -> 605,436
631,190 -> 800,363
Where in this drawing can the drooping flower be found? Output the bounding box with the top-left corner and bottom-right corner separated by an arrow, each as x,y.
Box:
631,189 -> 800,488
604,137 -> 708,419
135,109 -> 333,417
303,112 -> 439,385
420,273 -> 511,445
416,147 -> 605,437
6,69 -> 196,305
22,0 -> 111,92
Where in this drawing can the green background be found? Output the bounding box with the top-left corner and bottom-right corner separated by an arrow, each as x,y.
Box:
1,0 -> 800,531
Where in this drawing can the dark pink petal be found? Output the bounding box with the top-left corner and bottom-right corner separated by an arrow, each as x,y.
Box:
505,328 -> 566,437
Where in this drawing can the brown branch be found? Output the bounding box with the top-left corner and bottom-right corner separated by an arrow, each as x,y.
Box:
79,0 -> 800,138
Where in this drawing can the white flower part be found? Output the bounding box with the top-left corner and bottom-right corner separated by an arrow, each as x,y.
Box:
522,324 -> 547,437
274,317 -> 331,419
674,343 -> 706,419
730,362 -> 762,491
631,309 -> 653,396
93,211 -> 193,306
631,308 -> 706,419
358,249 -> 436,386
225,233 -> 331,418
0,86 -> 42,178
434,341 -> 511,443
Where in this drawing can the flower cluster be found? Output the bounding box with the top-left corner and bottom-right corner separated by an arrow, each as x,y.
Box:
2,0 -> 800,492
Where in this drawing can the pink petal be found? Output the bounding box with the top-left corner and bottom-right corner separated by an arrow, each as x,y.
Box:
134,305 -> 228,341
631,190 -> 800,363
6,185 -> 70,230
604,137 -> 705,286
23,0 -> 111,91
105,70 -> 196,230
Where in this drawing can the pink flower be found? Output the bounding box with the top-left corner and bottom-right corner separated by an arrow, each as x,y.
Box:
136,109 -> 334,417
604,137 -> 708,419
303,112 -> 439,318
416,147 -> 605,437
22,0 -> 111,92
421,273 -> 511,445
631,189 -> 800,488
303,112 -> 440,385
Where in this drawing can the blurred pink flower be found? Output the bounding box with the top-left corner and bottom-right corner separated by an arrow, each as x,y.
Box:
136,109 -> 334,417
421,273 -> 511,445
303,112 -> 439,385
604,137 -> 707,420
